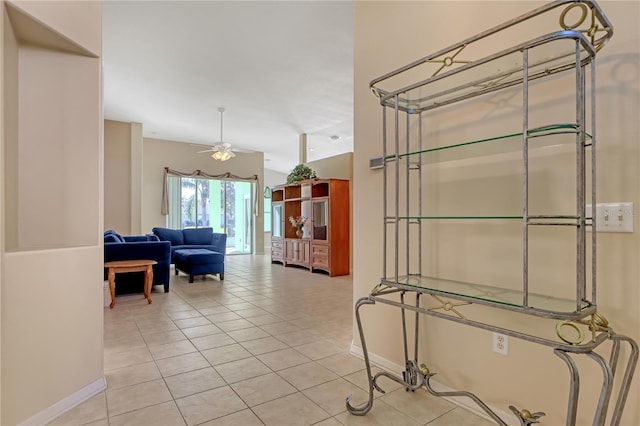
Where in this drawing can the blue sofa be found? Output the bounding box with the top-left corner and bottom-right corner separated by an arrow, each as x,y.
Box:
104,230 -> 172,293
151,227 -> 227,264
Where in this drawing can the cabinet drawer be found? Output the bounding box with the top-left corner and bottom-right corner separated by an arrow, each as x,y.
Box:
313,255 -> 329,268
272,241 -> 283,250
312,244 -> 328,255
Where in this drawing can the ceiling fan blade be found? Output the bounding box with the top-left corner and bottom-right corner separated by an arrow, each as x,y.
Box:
232,147 -> 254,153
196,108 -> 245,159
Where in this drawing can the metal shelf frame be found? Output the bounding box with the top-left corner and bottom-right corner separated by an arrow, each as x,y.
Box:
348,2 -> 637,424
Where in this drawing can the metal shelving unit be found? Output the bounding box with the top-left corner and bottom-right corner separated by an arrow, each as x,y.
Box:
347,2 -> 637,425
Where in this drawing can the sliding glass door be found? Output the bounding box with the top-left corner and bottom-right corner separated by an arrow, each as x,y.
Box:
167,176 -> 253,254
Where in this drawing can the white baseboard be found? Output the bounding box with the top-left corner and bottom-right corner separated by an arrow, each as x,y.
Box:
19,377 -> 107,426
349,342 -> 517,426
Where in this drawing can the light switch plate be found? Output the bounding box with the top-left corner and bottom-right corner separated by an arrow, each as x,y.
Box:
586,202 -> 633,233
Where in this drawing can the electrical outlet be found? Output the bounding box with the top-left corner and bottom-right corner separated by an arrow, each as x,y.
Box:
586,202 -> 633,233
493,333 -> 509,355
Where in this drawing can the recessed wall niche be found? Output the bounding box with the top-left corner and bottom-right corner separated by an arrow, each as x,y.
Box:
3,4 -> 100,251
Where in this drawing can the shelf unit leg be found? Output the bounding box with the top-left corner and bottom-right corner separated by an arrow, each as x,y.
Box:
423,373 -> 509,425
414,293 -> 420,363
346,296 -> 376,415
400,291 -> 409,363
553,349 -> 580,426
608,334 -> 638,426
399,291 -> 417,389
554,347 -> 616,426
587,351 -> 613,426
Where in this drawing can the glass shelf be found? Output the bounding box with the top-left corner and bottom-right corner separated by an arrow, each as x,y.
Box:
385,124 -> 590,164
383,275 -> 594,319
387,215 -> 592,221
388,216 -> 522,220
374,32 -> 596,113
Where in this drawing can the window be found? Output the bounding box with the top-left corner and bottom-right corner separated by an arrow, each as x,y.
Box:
166,175 -> 253,254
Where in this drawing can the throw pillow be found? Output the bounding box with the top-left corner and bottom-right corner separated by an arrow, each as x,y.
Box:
104,233 -> 121,243
152,227 -> 184,246
104,230 -> 124,242
183,227 -> 213,245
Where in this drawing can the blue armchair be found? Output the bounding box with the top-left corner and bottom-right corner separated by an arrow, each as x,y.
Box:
104,230 -> 172,292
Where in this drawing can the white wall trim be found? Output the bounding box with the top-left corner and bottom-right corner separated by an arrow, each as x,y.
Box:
350,342 -> 517,426
18,377 -> 106,426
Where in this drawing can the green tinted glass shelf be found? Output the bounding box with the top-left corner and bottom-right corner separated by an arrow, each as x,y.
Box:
384,124 -> 590,165
389,216 -> 522,220
388,215 -> 592,221
382,275 -> 594,319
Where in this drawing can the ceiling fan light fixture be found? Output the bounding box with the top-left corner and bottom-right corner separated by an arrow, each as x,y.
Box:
209,107 -> 236,162
212,150 -> 232,161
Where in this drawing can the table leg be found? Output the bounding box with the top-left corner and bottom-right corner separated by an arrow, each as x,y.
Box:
108,268 -> 116,309
145,265 -> 153,305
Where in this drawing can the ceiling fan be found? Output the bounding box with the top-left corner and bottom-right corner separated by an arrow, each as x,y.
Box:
197,107 -> 236,161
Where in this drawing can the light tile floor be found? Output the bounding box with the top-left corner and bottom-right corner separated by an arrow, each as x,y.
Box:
49,255 -> 492,426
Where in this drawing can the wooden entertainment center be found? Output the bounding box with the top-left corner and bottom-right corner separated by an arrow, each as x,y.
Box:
270,179 -> 349,277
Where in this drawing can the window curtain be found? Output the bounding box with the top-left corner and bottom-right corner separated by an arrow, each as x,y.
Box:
161,167 -> 260,217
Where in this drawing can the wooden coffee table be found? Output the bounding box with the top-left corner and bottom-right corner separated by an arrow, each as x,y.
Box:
104,259 -> 157,309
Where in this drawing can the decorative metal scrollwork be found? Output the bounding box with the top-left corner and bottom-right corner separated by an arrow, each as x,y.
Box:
556,312 -> 610,345
509,405 -> 546,425
559,3 -> 610,51
427,294 -> 471,319
428,45 -> 470,77
370,282 -> 391,296
556,320 -> 585,345
581,311 -> 610,342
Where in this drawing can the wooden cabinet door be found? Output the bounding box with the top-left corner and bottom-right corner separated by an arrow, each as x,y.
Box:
300,240 -> 310,264
272,202 -> 283,238
285,239 -> 310,266
284,239 -> 296,263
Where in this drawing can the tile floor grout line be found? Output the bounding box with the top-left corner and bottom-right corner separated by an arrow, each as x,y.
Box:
174,288 -> 273,426
88,255 -> 492,426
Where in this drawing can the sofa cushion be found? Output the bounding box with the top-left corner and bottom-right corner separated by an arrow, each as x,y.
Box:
183,227 -> 213,245
153,227 -> 184,246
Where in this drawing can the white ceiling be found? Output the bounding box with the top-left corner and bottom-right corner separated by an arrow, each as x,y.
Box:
102,1 -> 354,174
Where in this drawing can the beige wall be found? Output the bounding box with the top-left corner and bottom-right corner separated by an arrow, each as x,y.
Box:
8,0 -> 101,56
264,168 -> 287,189
1,1 -> 104,424
142,137 -> 266,254
354,1 -> 639,424
104,120 -> 133,234
309,152 -> 353,182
